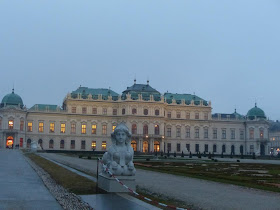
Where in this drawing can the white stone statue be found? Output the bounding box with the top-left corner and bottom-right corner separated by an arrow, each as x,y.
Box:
102,123 -> 136,176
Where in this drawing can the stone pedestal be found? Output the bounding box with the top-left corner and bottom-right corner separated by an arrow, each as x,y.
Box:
98,173 -> 136,193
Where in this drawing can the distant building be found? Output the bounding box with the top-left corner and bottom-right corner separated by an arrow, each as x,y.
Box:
268,121 -> 280,156
0,81 -> 270,155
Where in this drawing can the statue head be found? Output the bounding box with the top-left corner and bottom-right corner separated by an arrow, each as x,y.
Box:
111,123 -> 132,145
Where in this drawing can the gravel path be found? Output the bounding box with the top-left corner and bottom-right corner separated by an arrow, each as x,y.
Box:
39,153 -> 280,210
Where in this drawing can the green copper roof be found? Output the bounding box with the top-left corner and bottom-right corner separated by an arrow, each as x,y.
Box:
164,93 -> 208,105
1,90 -> 24,108
29,104 -> 61,111
71,87 -> 119,100
122,83 -> 161,101
247,104 -> 266,120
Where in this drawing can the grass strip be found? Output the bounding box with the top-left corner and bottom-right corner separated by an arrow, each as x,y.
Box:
26,153 -> 97,195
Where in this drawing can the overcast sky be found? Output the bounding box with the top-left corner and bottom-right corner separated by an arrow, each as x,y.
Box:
1,1 -> 279,119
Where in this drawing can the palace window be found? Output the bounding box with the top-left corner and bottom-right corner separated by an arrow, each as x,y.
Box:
195,128 -> 199,138
71,140 -> 75,149
249,128 -> 254,139
60,123 -> 66,133
113,109 -> 117,115
204,128 -> 208,139
213,144 -> 217,153
103,108 -> 107,115
132,108 -> 137,115
102,125 -> 107,135
92,125 -> 96,134
81,124 -> 86,134
143,124 -> 148,135
122,108 -> 125,115
176,127 -> 181,138
186,127 -> 190,138
250,145 -> 254,154
60,140 -> 64,149
92,107 -> 97,114
91,141 -> 96,149
81,140 -> 86,149
131,140 -> 137,151
38,139 -> 43,148
167,127 -> 171,137
39,122 -> 44,133
186,144 -> 190,151
72,107 -> 76,113
20,120 -> 24,131
213,129 -> 217,139
204,112 -> 208,120
186,112 -> 190,119
260,129 -> 264,139
222,129 -> 226,139
8,120 -> 14,129
82,107 -> 87,114
155,124 -> 159,135
132,124 -> 137,135
155,109 -> 159,116
176,112 -> 181,119
71,123 -> 76,134
102,141 -> 107,150
144,109 -> 148,115
167,112 -> 171,118
195,113 -> 199,119
204,144 -> 208,152
240,130 -> 244,139
50,123 -> 55,133
28,122 -> 33,132
177,143 -> 181,152
167,143 -> 171,152
231,129 -> 235,139
49,139 -> 54,149
195,144 -> 199,153
222,145 -> 226,153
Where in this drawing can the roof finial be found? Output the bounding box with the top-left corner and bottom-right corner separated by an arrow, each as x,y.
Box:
255,102 -> 257,107
134,78 -> 136,84
147,79 -> 149,85
12,83 -> 14,93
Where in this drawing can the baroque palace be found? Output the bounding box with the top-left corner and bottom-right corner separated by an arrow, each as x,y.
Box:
0,80 -> 271,155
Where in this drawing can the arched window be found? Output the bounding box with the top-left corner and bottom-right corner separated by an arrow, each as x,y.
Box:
259,128 -> 264,139
222,145 -> 226,153
49,139 -> 54,149
60,140 -> 64,149
213,144 -> 217,153
27,139 -> 31,148
131,140 -> 137,151
132,108 -> 137,115
132,124 -> 137,135
154,124 -> 159,135
38,139 -> 43,148
143,124 -> 148,135
155,109 -> 159,116
231,145 -> 235,155
122,108 -> 125,115
154,141 -> 160,152
144,109 -> 148,115
143,141 -> 148,153
240,145 -> 244,154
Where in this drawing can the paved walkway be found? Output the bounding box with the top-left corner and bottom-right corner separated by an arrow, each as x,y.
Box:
40,153 -> 280,210
0,149 -> 62,210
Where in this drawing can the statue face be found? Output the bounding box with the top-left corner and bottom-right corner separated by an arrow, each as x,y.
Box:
116,131 -> 127,143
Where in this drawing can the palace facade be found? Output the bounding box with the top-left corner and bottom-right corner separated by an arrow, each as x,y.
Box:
0,81 -> 270,155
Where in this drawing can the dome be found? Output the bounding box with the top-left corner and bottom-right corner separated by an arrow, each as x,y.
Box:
1,89 -> 24,108
247,104 -> 266,120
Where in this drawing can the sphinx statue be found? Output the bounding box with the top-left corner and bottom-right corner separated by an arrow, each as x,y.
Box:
102,123 -> 136,176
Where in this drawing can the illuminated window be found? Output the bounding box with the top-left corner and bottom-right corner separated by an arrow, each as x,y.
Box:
113,109 -> 117,115
8,120 -> 14,129
186,112 -> 190,119
81,124 -> 86,134
81,140 -> 86,149
71,123 -> 76,134
60,123 -> 66,133
195,113 -> 199,119
91,141 -> 96,149
260,129 -> 264,139
131,140 -> 137,151
186,127 -> 190,138
154,141 -> 160,152
176,127 -> 181,138
60,140 -> 64,149
90,124 -> 96,134
155,109 -> 159,116
102,141 -> 107,150
71,140 -> 75,149
28,122 -> 33,132
143,124 -> 148,135
144,109 -> 148,115
103,108 -> 107,115
20,120 -> 24,131
102,125 -> 107,135
155,124 -> 159,135
92,107 -> 97,114
112,125 -> 116,132
132,108 -> 137,115
72,107 -> 76,113
49,139 -> 54,149
82,107 -> 87,114
50,123 -> 55,133
249,128 -> 254,139
132,124 -> 137,134
176,112 -> 181,118
39,122 -> 44,132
